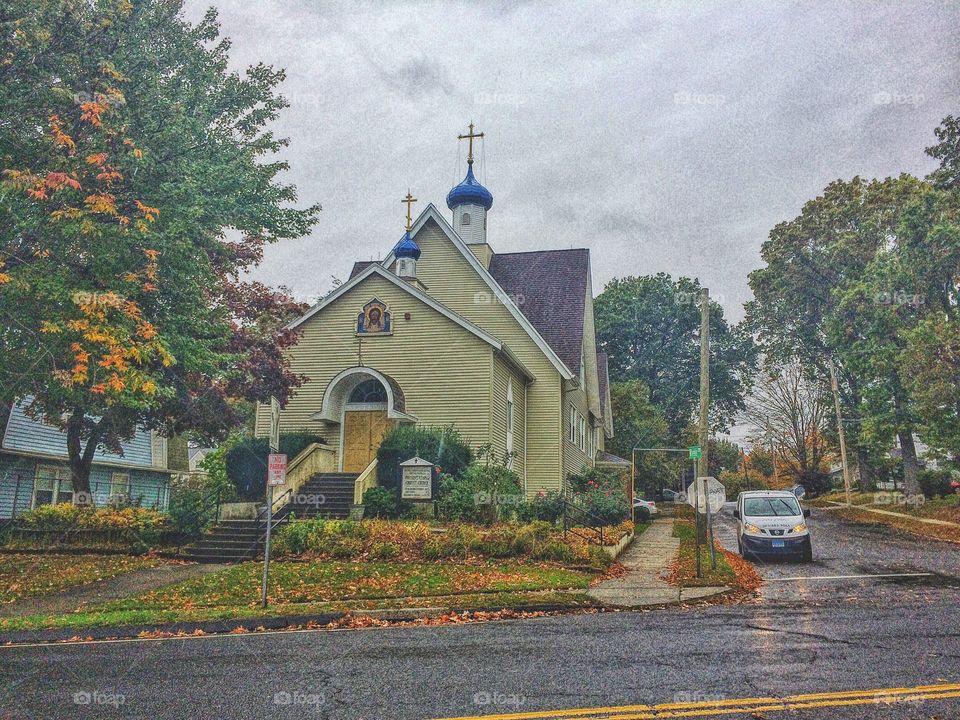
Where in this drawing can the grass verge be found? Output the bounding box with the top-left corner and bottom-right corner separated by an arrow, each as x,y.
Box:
830,506 -> 960,543
668,520 -> 762,593
0,559 -> 595,633
0,553 -> 164,605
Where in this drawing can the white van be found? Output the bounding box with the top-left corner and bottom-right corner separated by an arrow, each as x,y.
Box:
733,490 -> 813,562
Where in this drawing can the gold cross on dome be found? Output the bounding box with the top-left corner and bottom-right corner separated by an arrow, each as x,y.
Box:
401,190 -> 417,231
457,122 -> 484,165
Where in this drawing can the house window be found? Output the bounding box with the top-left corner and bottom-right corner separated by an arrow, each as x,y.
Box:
578,416 -> 586,452
569,405 -> 577,443
34,465 -> 73,507
461,212 -> 471,226
348,379 -> 387,404
109,473 -> 130,504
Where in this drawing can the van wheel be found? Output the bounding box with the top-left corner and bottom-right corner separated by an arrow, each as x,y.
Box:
800,538 -> 813,563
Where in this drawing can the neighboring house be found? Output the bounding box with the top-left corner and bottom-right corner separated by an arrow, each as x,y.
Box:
0,400 -> 185,518
255,142 -> 617,495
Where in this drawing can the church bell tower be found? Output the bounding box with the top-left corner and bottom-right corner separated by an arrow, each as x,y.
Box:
447,123 -> 493,247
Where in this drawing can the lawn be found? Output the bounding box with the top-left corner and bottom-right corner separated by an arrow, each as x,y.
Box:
0,553 -> 164,605
669,520 -> 739,588
0,559 -> 597,633
812,491 -> 960,542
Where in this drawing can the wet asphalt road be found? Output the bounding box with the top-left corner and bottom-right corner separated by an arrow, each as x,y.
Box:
1,507 -> 958,720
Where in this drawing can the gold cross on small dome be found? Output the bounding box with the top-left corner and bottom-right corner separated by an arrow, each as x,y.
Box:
457,122 -> 484,165
401,190 -> 417,231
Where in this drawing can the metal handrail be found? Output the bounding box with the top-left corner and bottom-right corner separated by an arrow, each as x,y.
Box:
246,488 -> 293,559
559,496 -> 607,546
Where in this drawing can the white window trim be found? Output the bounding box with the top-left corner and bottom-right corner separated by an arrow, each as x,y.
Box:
569,404 -> 577,443
33,464 -> 73,508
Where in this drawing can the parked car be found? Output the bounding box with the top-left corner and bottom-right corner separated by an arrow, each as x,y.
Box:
733,490 -> 813,562
659,489 -> 681,503
632,497 -> 659,517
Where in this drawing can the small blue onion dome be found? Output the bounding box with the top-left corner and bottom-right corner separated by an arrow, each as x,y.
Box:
392,231 -> 421,260
446,164 -> 493,211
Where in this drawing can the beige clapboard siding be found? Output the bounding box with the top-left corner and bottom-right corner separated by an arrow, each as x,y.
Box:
397,220 -> 564,492
489,355 -> 526,481
255,274 -> 494,454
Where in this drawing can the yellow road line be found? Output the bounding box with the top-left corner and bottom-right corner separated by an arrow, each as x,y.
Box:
431,682 -> 960,720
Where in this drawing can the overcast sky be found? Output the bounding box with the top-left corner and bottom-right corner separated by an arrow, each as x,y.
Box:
183,0 -> 958,321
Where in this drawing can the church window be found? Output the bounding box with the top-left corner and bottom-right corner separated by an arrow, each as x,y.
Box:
348,379 -> 387,404
461,212 -> 471,226
569,405 -> 576,443
578,415 -> 586,452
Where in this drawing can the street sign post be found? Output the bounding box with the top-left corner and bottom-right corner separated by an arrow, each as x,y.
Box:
689,446 -> 702,460
263,396 -> 281,610
687,476 -> 725,572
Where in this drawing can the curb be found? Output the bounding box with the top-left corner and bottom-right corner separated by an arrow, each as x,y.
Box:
0,602 -> 602,646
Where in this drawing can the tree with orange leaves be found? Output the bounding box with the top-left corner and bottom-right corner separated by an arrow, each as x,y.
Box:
0,1 -> 319,494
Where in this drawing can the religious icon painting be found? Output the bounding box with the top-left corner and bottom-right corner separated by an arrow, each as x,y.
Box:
357,298 -> 391,335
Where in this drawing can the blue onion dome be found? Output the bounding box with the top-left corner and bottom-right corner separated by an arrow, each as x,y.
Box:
446,164 -> 493,211
392,231 -> 421,260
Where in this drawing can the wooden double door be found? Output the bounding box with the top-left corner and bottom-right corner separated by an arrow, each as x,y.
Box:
342,410 -> 391,473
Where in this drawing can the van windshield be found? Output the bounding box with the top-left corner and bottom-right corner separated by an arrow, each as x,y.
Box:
743,496 -> 801,517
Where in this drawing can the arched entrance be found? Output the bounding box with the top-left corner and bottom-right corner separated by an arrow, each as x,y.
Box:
341,379 -> 390,473
312,367 -> 414,473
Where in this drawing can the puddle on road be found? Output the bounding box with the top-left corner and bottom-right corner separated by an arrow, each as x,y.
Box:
882,571 -> 960,589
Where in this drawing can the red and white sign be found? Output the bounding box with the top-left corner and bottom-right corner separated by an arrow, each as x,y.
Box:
267,453 -> 287,487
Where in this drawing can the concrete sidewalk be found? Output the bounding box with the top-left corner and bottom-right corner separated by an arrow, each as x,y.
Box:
588,518 -> 728,607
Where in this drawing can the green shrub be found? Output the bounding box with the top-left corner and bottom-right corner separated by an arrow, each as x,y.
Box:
635,506 -> 651,523
376,425 -> 472,489
587,544 -> 614,570
531,541 -> 575,563
10,504 -> 172,549
576,486 -> 629,526
516,491 -> 565,523
362,486 -> 406,519
437,448 -> 523,525
225,432 -> 327,501
331,537 -> 364,559
918,468 -> 954,498
371,541 -> 400,559
568,466 -> 624,494
273,520 -> 313,556
423,524 -> 481,559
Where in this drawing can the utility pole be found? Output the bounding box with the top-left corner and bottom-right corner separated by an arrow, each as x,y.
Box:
699,288 -> 716,570
829,358 -> 853,507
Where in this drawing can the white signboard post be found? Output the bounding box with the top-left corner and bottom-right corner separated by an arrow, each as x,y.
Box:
400,456 -> 435,501
267,453 -> 287,487
686,476 -> 726,514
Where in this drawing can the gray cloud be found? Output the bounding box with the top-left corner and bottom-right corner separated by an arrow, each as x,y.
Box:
184,0 -> 960,317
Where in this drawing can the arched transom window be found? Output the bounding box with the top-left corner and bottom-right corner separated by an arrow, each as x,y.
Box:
348,378 -> 387,404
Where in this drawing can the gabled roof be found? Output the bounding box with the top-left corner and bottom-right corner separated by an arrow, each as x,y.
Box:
488,249 -> 590,375
350,260 -> 378,279
288,263 -> 536,381
381,204 -> 576,380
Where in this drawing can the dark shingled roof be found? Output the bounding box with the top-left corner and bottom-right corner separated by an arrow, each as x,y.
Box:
488,249 -> 589,374
597,352 -> 610,419
350,260 -> 379,279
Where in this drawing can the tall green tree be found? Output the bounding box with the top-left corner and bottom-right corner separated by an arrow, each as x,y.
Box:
746,175 -> 927,492
595,274 -> 757,441
607,379 -> 671,496
0,1 -> 319,493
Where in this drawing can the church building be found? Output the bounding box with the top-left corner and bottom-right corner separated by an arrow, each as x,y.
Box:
257,126 -> 616,496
